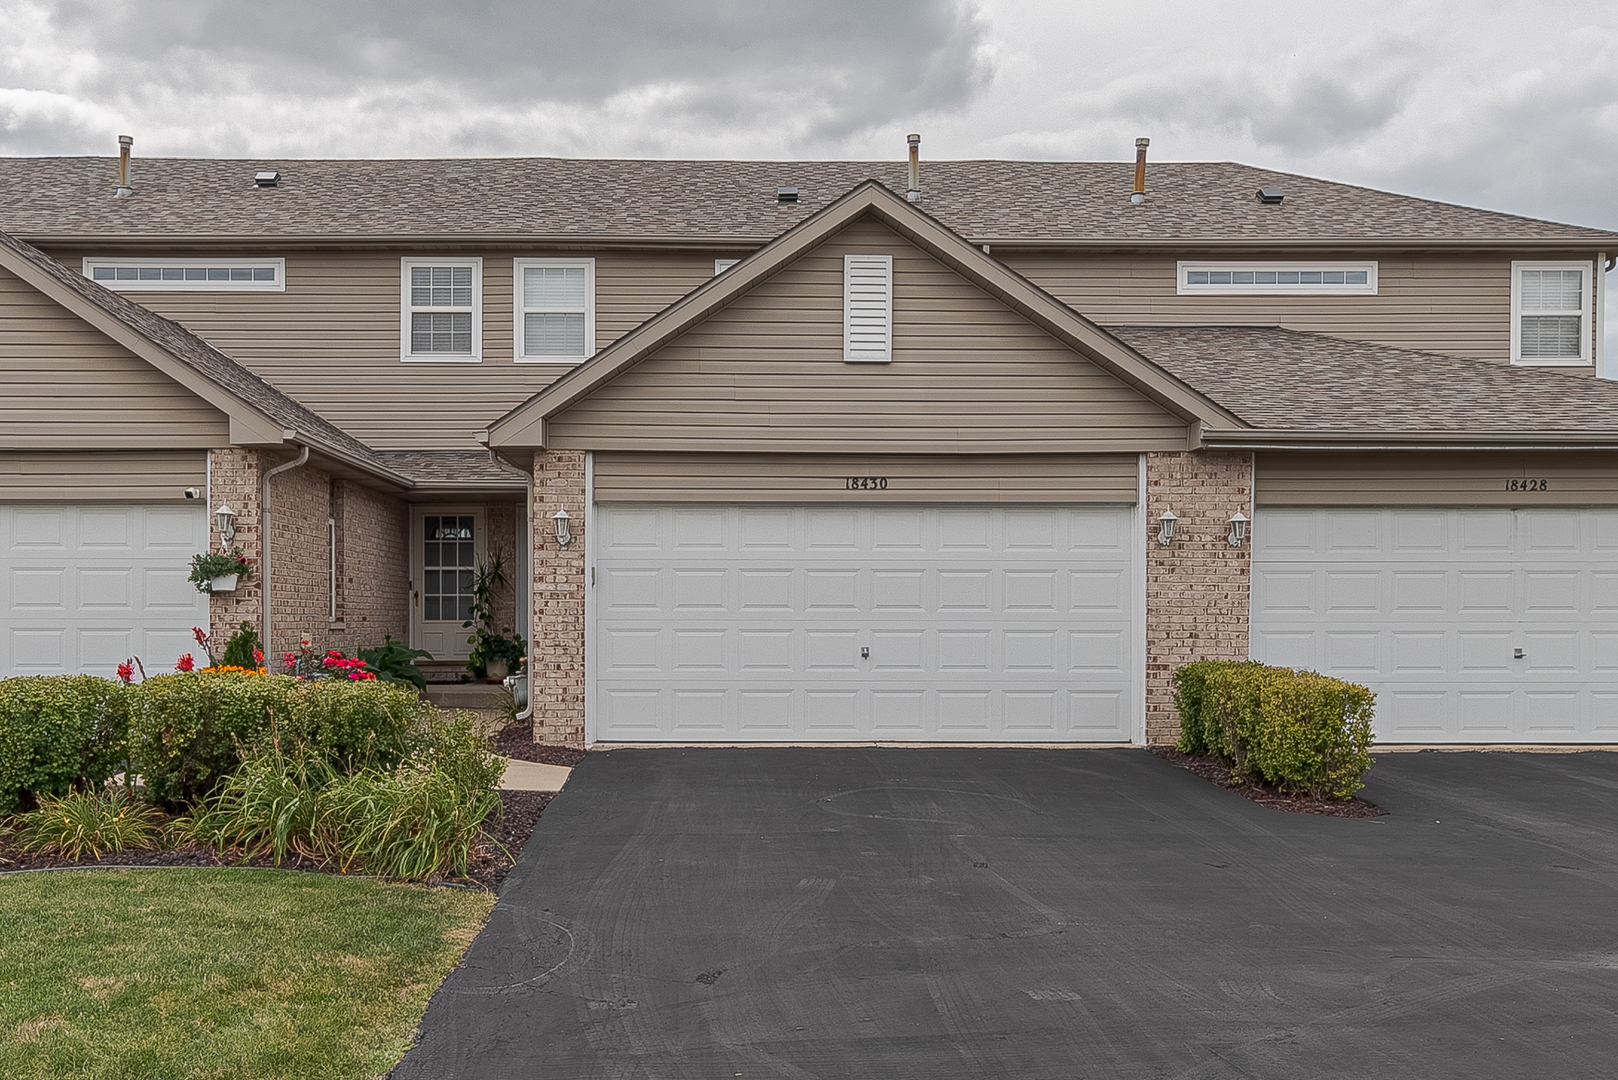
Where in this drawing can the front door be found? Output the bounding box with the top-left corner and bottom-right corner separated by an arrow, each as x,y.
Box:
411,507 -> 487,662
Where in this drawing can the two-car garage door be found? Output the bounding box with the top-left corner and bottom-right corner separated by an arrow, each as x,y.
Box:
1254,507 -> 1618,743
592,504 -> 1138,743
1,504 -> 208,678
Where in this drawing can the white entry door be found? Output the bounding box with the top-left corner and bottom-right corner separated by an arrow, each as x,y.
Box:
592,504 -> 1137,743
0,504 -> 208,677
411,507 -> 486,662
1253,507 -> 1618,743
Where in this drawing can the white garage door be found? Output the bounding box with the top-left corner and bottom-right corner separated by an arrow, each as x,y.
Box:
1253,507 -> 1618,743
592,504 -> 1138,743
1,504 -> 209,678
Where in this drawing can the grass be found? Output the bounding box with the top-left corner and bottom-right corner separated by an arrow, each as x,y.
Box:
0,868 -> 495,1080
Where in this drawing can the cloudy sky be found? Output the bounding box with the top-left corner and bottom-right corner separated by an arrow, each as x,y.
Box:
2,0 -> 1614,347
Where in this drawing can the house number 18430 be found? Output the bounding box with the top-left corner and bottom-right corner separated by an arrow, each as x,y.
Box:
845,477 -> 888,490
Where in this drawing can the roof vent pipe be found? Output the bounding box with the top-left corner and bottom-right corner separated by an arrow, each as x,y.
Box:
907,133 -> 921,201
1130,137 -> 1148,205
114,135 -> 133,199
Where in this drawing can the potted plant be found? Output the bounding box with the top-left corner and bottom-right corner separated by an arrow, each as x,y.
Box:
463,551 -> 528,682
187,549 -> 254,594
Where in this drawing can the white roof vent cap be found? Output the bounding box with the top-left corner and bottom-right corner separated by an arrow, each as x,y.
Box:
254,170 -> 281,188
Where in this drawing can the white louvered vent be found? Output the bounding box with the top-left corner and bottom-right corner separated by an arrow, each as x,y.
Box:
844,254 -> 893,363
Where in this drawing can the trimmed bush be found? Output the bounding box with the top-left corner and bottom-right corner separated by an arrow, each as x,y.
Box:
0,676 -> 130,815
1173,661 -> 1375,800
127,673 -> 428,809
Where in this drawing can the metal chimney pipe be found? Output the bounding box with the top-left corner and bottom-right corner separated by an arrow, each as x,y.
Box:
115,135 -> 133,198
906,133 -> 921,201
1131,137 -> 1149,205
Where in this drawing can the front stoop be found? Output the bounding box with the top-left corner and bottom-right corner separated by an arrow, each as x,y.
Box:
423,683 -> 509,712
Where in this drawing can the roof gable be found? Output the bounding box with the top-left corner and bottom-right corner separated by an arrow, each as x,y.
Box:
489,182 -> 1242,450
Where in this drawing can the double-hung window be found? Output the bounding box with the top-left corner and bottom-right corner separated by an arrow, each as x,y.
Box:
1512,261 -> 1592,365
401,258 -> 481,362
514,258 -> 594,363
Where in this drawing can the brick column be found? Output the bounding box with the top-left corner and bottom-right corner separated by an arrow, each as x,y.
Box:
1145,450 -> 1253,745
531,450 -> 587,747
207,448 -> 264,649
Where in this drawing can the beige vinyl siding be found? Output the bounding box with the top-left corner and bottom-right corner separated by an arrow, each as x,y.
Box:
594,452 -> 1140,503
1256,452 -> 1618,506
0,451 -> 207,500
1001,251 -> 1598,367
44,248 -> 718,451
0,267 -> 229,448
550,218 -> 1189,454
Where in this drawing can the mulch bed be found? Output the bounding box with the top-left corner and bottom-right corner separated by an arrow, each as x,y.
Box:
1151,747 -> 1382,818
490,726 -> 588,768
0,789 -> 553,890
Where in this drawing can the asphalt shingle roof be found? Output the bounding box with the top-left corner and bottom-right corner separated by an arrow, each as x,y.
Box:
1,157 -> 1613,245
1113,326 -> 1618,434
374,451 -> 528,484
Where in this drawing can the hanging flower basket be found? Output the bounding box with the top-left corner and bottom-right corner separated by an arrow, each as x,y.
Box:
188,550 -> 254,594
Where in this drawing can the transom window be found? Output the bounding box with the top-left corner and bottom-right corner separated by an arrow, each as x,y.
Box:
401,258 -> 482,362
1512,262 -> 1591,365
83,258 -> 285,292
1176,262 -> 1377,295
422,515 -> 476,622
514,258 -> 594,362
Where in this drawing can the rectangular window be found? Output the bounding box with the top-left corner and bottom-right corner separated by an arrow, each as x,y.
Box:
401,258 -> 481,362
1512,261 -> 1592,365
513,258 -> 594,362
1176,261 -> 1378,295
82,257 -> 285,292
844,254 -> 893,363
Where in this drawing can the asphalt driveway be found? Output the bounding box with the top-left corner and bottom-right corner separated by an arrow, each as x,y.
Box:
394,748 -> 1618,1079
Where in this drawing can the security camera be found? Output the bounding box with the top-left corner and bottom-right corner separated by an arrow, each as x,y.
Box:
183,487 -> 201,500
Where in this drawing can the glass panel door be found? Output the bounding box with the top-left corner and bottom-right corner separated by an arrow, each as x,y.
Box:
412,507 -> 485,661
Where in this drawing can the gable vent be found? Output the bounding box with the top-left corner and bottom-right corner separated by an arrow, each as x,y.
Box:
844,254 -> 893,363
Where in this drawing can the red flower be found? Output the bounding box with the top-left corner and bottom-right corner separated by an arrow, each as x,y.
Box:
254,649 -> 264,664
327,650 -> 342,658
116,662 -> 133,683
192,627 -> 207,645
282,652 -> 297,669
175,653 -> 195,672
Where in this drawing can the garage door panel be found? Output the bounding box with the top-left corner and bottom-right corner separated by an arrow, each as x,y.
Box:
1254,507 -> 1618,743
2,505 -> 207,678
594,504 -> 1136,743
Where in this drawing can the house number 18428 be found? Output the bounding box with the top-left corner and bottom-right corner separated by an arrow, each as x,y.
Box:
845,477 -> 888,490
1505,479 -> 1549,492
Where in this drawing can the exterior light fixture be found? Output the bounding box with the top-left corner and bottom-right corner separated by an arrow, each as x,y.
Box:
214,503 -> 237,543
1156,508 -> 1178,547
1227,511 -> 1249,548
552,508 -> 573,548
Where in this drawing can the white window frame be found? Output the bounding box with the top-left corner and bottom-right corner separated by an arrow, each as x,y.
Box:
844,253 -> 893,363
400,257 -> 482,363
512,258 -> 595,364
1176,261 -> 1378,296
82,257 -> 286,292
1511,259 -> 1593,367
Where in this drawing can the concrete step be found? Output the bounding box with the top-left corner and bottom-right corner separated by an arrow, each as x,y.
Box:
424,683 -> 510,710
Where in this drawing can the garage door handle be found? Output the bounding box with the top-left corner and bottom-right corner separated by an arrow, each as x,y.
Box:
861,647 -> 870,660
1514,648 -> 1525,659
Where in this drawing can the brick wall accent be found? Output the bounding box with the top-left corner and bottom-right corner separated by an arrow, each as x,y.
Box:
267,457 -> 334,657
531,451 -> 586,747
330,479 -> 409,653
487,500 -> 521,637
1145,450 -> 1253,745
207,448 -> 263,649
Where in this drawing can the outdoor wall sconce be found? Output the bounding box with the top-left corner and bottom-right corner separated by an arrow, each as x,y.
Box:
552,508 -> 573,548
1227,511 -> 1249,548
1156,508 -> 1178,547
214,503 -> 237,543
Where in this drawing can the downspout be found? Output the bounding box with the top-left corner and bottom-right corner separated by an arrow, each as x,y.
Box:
510,466 -> 535,722
260,444 -> 310,653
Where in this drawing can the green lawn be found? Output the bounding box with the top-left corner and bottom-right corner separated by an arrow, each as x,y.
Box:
0,868 -> 495,1080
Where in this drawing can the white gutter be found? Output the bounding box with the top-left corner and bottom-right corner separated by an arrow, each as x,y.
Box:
260,444 -> 309,653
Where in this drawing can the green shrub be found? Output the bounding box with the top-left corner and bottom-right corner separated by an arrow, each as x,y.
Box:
358,635 -> 433,691
0,676 -> 129,814
13,787 -> 160,859
127,673 -> 427,809
322,766 -> 502,879
407,709 -> 507,793
184,745 -> 335,864
1173,661 -> 1375,800
218,621 -> 263,669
